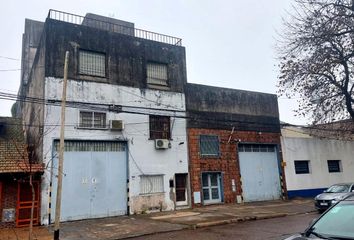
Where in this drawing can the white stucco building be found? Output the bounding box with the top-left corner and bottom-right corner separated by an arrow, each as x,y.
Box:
20,11 -> 190,225
281,125 -> 354,198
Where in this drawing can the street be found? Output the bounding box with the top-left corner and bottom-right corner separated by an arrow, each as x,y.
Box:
131,212 -> 320,240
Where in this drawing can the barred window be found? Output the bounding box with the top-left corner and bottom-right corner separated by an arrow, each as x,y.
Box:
79,50 -> 106,77
140,175 -> 164,194
146,63 -> 168,88
79,111 -> 106,128
200,135 -> 219,157
294,160 -> 310,174
149,115 -> 170,139
327,160 -> 341,173
238,144 -> 275,152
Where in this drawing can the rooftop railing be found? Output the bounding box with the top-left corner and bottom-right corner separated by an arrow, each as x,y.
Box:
47,9 -> 182,46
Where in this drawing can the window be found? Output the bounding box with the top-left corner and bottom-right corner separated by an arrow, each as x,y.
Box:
238,144 -> 275,152
327,160 -> 341,173
294,160 -> 310,174
79,50 -> 106,77
140,175 -> 164,194
200,135 -> 219,157
79,111 -> 106,128
149,115 -> 170,139
146,63 -> 168,88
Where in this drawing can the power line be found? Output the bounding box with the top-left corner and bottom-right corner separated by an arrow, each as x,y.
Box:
0,56 -> 20,61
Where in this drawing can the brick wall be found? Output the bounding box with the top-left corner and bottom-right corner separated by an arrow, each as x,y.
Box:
188,128 -> 284,207
0,179 -> 17,228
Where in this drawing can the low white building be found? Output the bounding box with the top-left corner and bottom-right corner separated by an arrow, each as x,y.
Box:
281,125 -> 354,198
19,11 -> 190,225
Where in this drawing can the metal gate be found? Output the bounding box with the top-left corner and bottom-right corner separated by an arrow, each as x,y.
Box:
16,181 -> 40,227
238,144 -> 281,202
51,141 -> 127,222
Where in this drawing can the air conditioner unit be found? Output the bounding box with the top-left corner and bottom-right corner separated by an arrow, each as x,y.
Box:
155,139 -> 169,149
109,120 -> 124,131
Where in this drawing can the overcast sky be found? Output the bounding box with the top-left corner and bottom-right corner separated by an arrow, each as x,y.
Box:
0,0 -> 305,124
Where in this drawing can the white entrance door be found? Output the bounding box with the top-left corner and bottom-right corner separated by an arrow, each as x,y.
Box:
202,172 -> 222,204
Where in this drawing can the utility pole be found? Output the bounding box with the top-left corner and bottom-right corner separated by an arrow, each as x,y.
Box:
54,51 -> 69,240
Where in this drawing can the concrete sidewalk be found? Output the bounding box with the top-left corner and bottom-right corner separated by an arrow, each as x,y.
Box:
0,199 -> 315,240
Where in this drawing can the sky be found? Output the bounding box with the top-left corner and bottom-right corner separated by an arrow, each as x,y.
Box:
0,0 -> 305,124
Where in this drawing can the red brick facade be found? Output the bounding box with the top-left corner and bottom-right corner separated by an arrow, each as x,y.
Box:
0,179 -> 17,228
188,128 -> 285,207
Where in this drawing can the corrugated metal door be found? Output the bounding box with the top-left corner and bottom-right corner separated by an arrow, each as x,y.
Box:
238,144 -> 281,202
51,141 -> 127,222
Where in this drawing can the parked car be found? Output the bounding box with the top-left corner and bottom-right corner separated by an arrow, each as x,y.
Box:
314,183 -> 354,212
285,193 -> 354,239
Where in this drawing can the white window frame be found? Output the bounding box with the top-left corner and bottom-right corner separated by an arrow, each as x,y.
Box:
139,174 -> 164,195
78,111 -> 107,129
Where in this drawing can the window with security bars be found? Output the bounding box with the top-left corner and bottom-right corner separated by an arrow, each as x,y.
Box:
79,50 -> 106,77
149,115 -> 170,139
79,111 -> 106,128
146,63 -> 168,88
140,175 -> 164,194
327,160 -> 341,173
200,135 -> 220,157
238,144 -> 275,152
294,160 -> 310,174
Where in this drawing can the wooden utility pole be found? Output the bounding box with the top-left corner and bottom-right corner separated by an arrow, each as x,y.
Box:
54,51 -> 69,240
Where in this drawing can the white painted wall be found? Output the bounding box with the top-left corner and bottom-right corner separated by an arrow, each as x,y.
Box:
40,77 -> 188,224
282,131 -> 354,192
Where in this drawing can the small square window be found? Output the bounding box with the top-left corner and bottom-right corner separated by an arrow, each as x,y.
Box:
146,63 -> 168,89
294,160 -> 310,174
149,115 -> 170,139
79,111 -> 106,129
200,135 -> 219,157
327,160 -> 341,173
79,50 -> 106,77
140,175 -> 164,194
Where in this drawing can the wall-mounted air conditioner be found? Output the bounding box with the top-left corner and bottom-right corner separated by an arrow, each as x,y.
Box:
109,120 -> 124,131
155,139 -> 169,149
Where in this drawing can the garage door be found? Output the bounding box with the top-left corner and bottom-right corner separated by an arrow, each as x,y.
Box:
238,144 -> 281,202
51,141 -> 127,222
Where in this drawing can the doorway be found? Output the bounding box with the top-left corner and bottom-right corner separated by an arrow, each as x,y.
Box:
202,172 -> 222,204
175,173 -> 188,206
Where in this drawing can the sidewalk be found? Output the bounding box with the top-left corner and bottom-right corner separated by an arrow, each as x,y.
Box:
0,199 -> 315,240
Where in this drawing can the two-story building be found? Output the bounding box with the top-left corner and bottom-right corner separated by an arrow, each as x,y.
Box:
19,10 -> 189,225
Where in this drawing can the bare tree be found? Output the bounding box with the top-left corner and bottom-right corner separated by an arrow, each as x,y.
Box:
277,0 -> 354,123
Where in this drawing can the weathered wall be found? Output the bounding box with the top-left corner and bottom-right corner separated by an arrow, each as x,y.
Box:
40,77 -> 189,224
186,83 -> 280,132
0,178 -> 17,228
21,19 -> 44,86
188,128 -> 282,206
281,133 -> 354,197
43,19 -> 187,92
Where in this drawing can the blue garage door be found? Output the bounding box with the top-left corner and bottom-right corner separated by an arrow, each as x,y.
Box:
51,141 -> 127,222
238,144 -> 281,202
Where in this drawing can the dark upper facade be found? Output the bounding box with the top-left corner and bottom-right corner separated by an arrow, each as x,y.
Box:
38,10 -> 187,93
186,83 -> 280,132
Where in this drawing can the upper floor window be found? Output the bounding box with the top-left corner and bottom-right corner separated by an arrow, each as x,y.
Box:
149,115 -> 170,139
200,135 -> 219,157
294,160 -> 310,174
79,111 -> 106,129
79,50 -> 106,77
146,62 -> 168,89
327,160 -> 341,173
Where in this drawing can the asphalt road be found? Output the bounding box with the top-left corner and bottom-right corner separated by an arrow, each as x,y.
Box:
131,212 -> 320,240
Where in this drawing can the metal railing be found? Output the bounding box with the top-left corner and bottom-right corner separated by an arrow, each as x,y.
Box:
47,9 -> 182,46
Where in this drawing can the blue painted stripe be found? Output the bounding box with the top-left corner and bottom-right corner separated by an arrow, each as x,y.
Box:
288,188 -> 327,198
